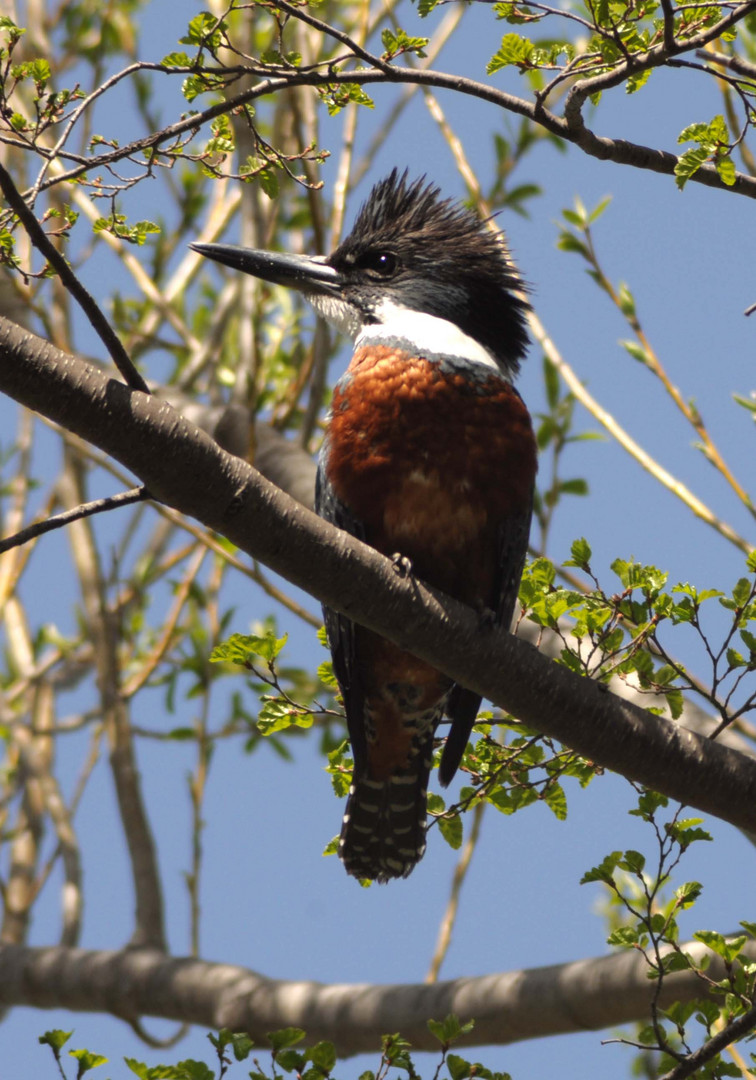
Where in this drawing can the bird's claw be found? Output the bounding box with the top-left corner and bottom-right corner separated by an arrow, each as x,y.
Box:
475,600 -> 497,630
391,552 -> 413,578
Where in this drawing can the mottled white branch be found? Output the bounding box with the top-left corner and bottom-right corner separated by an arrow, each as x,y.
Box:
0,939 -> 752,1054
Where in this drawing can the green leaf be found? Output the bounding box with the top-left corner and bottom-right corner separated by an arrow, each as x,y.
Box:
607,925 -> 639,947
307,1040 -> 337,1072
381,27 -> 428,58
12,57 -> 51,89
621,339 -> 650,365
487,33 -> 535,73
565,536 -> 592,570
544,782 -> 567,820
586,195 -> 612,224
674,146 -> 710,189
619,849 -> 645,874
626,67 -> 651,94
663,951 -> 693,973
617,282 -> 635,317
629,789 -> 668,821
267,1028 -> 306,1052
543,355 -> 560,409
694,930 -> 747,963
732,577 -> 752,607
0,15 -> 24,37
166,726 -> 196,741
427,1014 -> 475,1046
708,113 -> 729,142
727,647 -> 745,669
716,155 -> 736,186
675,880 -> 703,907
39,1030 -> 73,1052
317,660 -> 338,687
275,1048 -> 306,1072
208,1030 -> 254,1061
256,699 -> 313,735
556,231 -> 589,257
581,851 -> 622,884
446,1055 -> 474,1080
124,1061 -> 149,1079
161,51 -> 194,67
68,1048 -> 108,1076
322,835 -> 340,856
562,214 -> 586,233
438,812 -> 463,850
258,169 -> 279,199
733,392 -> 756,416
678,120 -> 712,144
180,12 -> 226,48
211,631 -> 288,667
320,82 -> 374,115
667,820 -> 712,847
171,1062 -> 214,1080
557,478 -> 588,497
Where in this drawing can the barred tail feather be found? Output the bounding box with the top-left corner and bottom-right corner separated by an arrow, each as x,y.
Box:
339,749 -> 433,883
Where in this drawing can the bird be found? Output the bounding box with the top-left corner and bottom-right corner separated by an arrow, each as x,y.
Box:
191,169 -> 537,883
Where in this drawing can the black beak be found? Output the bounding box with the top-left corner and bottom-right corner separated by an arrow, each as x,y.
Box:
190,242 -> 342,296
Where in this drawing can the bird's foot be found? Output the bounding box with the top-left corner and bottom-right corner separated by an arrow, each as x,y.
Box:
391,552 -> 413,578
474,599 -> 497,630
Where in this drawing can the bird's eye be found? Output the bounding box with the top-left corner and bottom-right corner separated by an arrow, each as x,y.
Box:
357,250 -> 398,277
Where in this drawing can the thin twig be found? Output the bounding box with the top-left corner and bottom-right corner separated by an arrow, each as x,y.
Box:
575,221 -> 755,517
528,311 -> 754,554
0,486 -> 149,555
51,422 -> 322,626
0,161 -> 150,393
660,1001 -> 756,1079
425,802 -> 485,984
16,59 -> 756,201
120,545 -> 207,699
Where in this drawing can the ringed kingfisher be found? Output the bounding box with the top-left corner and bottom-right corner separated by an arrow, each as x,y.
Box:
192,169 -> 537,882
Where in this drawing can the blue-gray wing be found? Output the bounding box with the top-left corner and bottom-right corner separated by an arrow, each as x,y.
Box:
315,447 -> 368,773
439,493 -> 533,786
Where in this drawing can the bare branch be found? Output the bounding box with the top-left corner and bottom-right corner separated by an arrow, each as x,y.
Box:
0,938 -> 753,1054
528,311 -> 753,554
17,61 -> 756,201
57,458 -> 165,951
660,1001 -> 756,1079
0,486 -> 148,555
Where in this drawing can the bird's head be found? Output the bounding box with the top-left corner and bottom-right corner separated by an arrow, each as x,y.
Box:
191,169 -> 529,378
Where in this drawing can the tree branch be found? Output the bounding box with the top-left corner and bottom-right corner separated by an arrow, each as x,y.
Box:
660,999 -> 756,1079
0,162 -> 150,393
0,487 -> 147,554
20,61 -> 756,201
1,316 -> 756,836
0,938 -> 753,1055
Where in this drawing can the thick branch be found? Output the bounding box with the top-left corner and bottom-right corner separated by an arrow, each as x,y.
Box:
0,939 -> 752,1054
1,317 -> 756,835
